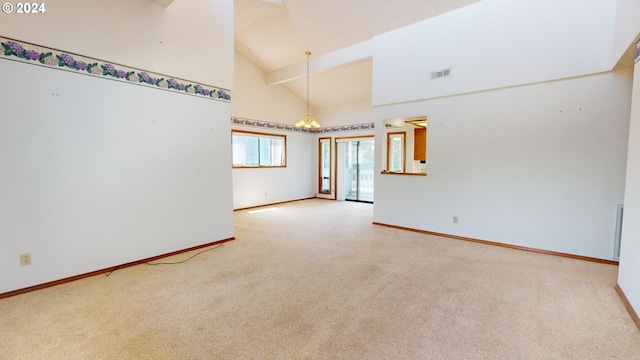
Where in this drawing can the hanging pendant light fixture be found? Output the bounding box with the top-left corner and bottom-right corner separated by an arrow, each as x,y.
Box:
295,51 -> 320,128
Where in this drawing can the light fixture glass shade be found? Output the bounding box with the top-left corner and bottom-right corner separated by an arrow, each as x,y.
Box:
295,51 -> 320,128
296,113 -> 320,128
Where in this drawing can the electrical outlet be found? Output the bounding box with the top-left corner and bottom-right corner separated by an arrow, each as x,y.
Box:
20,253 -> 32,266
453,216 -> 458,224
264,192 -> 268,197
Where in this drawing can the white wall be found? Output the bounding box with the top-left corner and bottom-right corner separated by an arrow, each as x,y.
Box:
232,128 -> 315,209
232,126 -> 376,208
0,0 -> 234,294
232,52 -> 307,123
231,52 -> 315,209
613,0 -> 640,66
374,71 -> 632,260
315,101 -> 374,127
373,0 -> 616,106
617,50 -> 640,321
0,60 -> 233,293
0,0 -> 234,88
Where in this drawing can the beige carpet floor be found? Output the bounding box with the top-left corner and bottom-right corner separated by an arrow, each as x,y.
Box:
1,199 -> 639,359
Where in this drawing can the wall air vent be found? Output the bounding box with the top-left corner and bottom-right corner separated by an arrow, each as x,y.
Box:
431,68 -> 451,80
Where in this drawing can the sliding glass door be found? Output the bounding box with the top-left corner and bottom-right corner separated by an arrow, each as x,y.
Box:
343,139 -> 374,203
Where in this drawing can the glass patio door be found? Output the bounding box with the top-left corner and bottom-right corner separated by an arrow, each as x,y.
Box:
344,139 -> 374,203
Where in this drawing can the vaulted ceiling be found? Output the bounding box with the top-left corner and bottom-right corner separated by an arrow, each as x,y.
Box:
233,0 -> 479,112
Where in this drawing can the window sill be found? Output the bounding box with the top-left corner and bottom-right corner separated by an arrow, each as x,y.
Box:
380,171 -> 426,176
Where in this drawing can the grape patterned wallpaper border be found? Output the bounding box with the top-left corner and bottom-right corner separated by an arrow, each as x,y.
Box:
0,36 -> 230,102
0,37 -> 381,132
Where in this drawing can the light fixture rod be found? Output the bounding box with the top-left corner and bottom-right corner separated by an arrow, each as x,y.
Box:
294,50 -> 319,128
305,51 -> 311,114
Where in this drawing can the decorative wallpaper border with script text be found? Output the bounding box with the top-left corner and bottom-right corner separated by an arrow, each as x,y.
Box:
231,117 -> 375,134
0,37 -> 230,102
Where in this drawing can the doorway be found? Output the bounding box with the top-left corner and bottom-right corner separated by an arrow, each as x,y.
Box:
336,138 -> 374,203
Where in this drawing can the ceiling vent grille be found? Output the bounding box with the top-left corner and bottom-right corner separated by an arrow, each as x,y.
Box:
431,68 -> 451,80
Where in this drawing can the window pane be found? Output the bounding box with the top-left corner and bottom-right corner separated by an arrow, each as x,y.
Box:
232,135 -> 244,166
259,138 -> 271,166
272,138 -> 285,166
359,138 -> 374,171
245,137 -> 259,166
392,138 -> 402,170
320,139 -> 331,193
387,133 -> 404,172
231,131 -> 286,168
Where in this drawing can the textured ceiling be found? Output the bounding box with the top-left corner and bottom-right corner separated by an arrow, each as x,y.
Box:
234,0 -> 479,112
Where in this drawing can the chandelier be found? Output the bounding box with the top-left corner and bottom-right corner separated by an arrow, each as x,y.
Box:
295,51 -> 320,128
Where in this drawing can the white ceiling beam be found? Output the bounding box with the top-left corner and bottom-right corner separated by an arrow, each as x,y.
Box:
152,0 -> 174,8
266,40 -> 373,85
